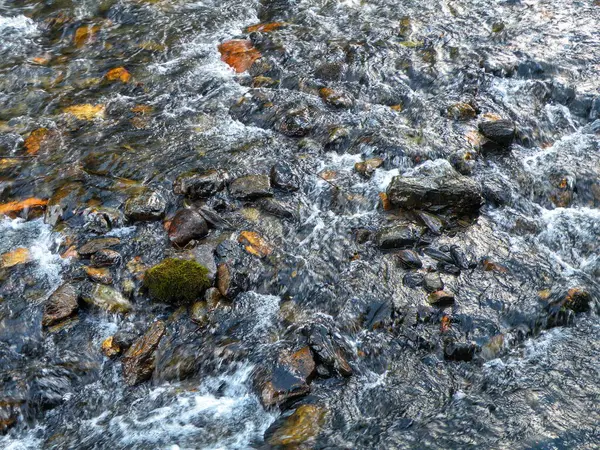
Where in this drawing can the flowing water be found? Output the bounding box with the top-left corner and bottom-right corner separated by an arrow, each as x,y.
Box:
0,0 -> 599,448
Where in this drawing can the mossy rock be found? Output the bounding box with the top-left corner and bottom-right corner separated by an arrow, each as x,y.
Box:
144,258 -> 211,304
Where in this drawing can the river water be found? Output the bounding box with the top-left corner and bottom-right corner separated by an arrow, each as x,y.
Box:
0,0 -> 599,449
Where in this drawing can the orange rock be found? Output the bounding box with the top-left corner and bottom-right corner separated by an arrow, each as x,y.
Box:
61,245 -> 79,260
131,105 -> 153,114
379,192 -> 392,211
0,198 -> 48,217
440,315 -> 451,333
31,55 -> 51,65
24,128 -> 49,155
63,104 -> 105,120
104,67 -> 131,83
238,231 -> 273,258
85,266 -> 113,284
74,24 -> 101,48
218,40 -> 261,73
101,336 -> 121,357
0,248 -> 31,269
245,22 -> 286,33
319,170 -> 337,181
482,259 -> 508,273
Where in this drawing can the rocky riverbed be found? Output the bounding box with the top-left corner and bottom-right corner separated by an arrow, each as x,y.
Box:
0,0 -> 599,448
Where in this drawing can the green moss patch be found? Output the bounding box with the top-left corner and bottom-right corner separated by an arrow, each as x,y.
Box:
144,258 -> 210,304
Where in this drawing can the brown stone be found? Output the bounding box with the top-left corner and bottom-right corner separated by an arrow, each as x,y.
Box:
42,283 -> 79,327
122,321 -> 166,386
268,405 -> 327,446
427,290 -> 455,307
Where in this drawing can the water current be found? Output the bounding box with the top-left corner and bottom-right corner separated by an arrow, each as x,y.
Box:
0,0 -> 599,448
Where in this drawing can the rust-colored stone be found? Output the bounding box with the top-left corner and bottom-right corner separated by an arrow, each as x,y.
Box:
218,40 -> 261,73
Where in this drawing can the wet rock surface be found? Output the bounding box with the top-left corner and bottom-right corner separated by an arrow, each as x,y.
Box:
0,0 -> 599,448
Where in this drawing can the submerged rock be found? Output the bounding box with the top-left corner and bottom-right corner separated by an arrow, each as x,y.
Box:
395,249 -> 422,269
173,169 -> 228,198
270,161 -> 300,191
81,284 -> 133,313
386,164 -> 483,216
306,324 -> 352,377
168,209 -> 209,247
354,158 -> 384,178
42,283 -> 79,327
423,273 -> 444,293
91,249 -> 122,267
268,404 -> 327,447
427,290 -> 455,307
124,190 -> 167,221
375,223 -> 427,249
444,341 -> 477,362
77,238 -> 120,257
122,321 -> 166,386
478,118 -> 515,148
144,258 -> 211,304
229,175 -> 272,199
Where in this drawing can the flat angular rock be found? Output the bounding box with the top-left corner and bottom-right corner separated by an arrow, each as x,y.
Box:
42,283 -> 79,327
124,190 -> 167,221
78,238 -> 120,256
80,284 -> 132,313
375,223 -> 427,249
122,321 -> 166,386
229,175 -> 272,200
173,169 -> 228,198
386,164 -> 482,216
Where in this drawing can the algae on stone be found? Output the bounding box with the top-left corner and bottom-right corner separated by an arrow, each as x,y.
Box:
144,258 -> 211,304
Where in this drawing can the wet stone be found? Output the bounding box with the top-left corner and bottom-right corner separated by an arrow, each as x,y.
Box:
260,365 -> 311,408
386,164 -> 483,216
270,161 -> 300,191
478,118 -> 515,147
279,107 -> 313,137
395,249 -> 422,269
267,404 -> 327,447
173,169 -> 228,198
256,198 -> 296,219
91,249 -> 122,267
122,321 -> 166,386
124,190 -> 167,222
354,158 -> 384,178
375,223 -> 427,249
229,175 -> 272,200
444,341 -> 478,362
42,283 -> 79,327
306,324 -> 352,377
192,245 -> 217,283
168,208 -> 209,247
84,266 -> 113,284
77,237 -> 120,256
403,272 -> 424,288
80,283 -> 133,313
423,273 -> 444,293
450,245 -> 471,270
189,300 -> 209,325
427,290 -> 455,307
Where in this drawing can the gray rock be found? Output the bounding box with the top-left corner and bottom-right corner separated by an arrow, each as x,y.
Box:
386,163 -> 482,216
229,175 -> 272,200
423,273 -> 444,293
270,161 -> 300,191
193,244 -> 217,282
173,169 -> 228,198
478,119 -> 515,147
375,223 -> 427,249
124,190 -> 167,221
78,238 -> 120,257
91,249 -> 122,267
80,284 -> 132,313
